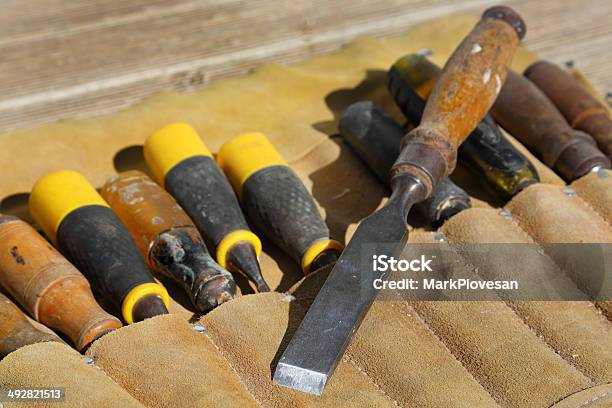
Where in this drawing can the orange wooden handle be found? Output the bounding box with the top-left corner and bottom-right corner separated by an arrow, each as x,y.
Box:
0,216 -> 122,350
392,6 -> 524,195
0,292 -> 61,358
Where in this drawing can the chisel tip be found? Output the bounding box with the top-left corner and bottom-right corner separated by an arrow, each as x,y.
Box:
226,242 -> 271,293
273,362 -> 328,396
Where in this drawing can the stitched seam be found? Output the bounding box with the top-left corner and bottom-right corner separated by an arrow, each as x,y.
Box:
501,302 -> 595,384
576,390 -> 612,408
502,198 -> 612,325
443,228 -> 596,384
571,192 -> 612,231
394,302 -> 502,407
344,355 -> 402,408
202,331 -> 264,407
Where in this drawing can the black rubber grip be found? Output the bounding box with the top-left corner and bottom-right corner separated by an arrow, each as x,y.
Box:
339,101 -> 470,226
56,205 -> 156,311
164,155 -> 250,248
242,165 -> 330,263
388,66 -> 540,199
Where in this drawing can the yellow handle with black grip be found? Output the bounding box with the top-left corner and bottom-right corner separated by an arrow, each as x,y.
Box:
144,123 -> 270,292
217,133 -> 343,274
29,170 -> 169,324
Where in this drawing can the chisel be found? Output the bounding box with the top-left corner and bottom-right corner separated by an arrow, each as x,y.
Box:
217,133 -> 343,274
273,5 -> 524,395
491,70 -> 610,181
388,53 -> 540,200
29,170 -> 170,324
144,123 -> 270,292
101,171 -> 236,312
524,60 -> 612,159
0,215 -> 122,350
340,102 -> 471,226
0,291 -> 62,359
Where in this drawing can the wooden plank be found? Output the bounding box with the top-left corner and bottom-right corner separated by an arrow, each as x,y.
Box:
0,0 -> 610,131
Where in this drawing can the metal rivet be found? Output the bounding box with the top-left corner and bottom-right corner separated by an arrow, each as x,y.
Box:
562,187 -> 576,196
193,324 -> 207,333
564,60 -> 574,69
84,357 -> 95,365
416,48 -> 433,56
281,294 -> 296,303
498,209 -> 512,218
432,232 -> 445,242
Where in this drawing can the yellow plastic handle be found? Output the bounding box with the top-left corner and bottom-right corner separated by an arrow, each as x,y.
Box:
144,123 -> 213,186
217,132 -> 288,194
29,170 -> 109,243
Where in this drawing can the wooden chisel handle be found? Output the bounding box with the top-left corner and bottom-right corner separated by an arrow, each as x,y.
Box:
524,60 -> 612,159
392,6 -> 525,196
0,292 -> 62,359
492,70 -> 610,181
0,215 -> 122,350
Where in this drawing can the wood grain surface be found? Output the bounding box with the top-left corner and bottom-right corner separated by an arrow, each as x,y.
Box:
0,0 -> 610,131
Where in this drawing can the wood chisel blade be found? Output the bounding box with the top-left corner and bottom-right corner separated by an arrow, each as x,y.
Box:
273,5 -> 525,395
274,200 -> 409,395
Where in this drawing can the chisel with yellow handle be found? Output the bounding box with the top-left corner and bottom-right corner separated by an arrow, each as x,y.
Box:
144,123 -> 270,292
217,133 -> 343,275
0,291 -> 63,359
0,214 -> 122,350
101,171 -> 236,312
29,170 -> 170,324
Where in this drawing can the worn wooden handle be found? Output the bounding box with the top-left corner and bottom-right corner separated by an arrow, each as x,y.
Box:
0,292 -> 61,359
525,60 -> 612,159
491,70 -> 610,181
0,215 -> 122,350
392,6 -> 524,195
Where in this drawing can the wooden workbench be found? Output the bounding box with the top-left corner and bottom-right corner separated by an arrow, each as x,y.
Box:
1,0 -> 610,131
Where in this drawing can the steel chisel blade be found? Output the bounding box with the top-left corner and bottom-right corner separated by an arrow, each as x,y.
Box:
273,202 -> 408,395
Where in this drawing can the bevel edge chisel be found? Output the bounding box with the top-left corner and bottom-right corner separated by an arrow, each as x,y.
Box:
217,132 -> 344,274
273,5 -> 525,395
101,170 -> 237,313
144,123 -> 271,292
29,170 -> 170,324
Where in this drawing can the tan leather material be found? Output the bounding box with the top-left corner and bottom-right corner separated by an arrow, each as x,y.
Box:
0,341 -> 143,407
505,183 -> 612,243
86,314 -> 259,408
441,208 -> 612,385
200,292 -> 400,407
549,383 -> 612,408
571,169 -> 612,224
409,301 -> 592,407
